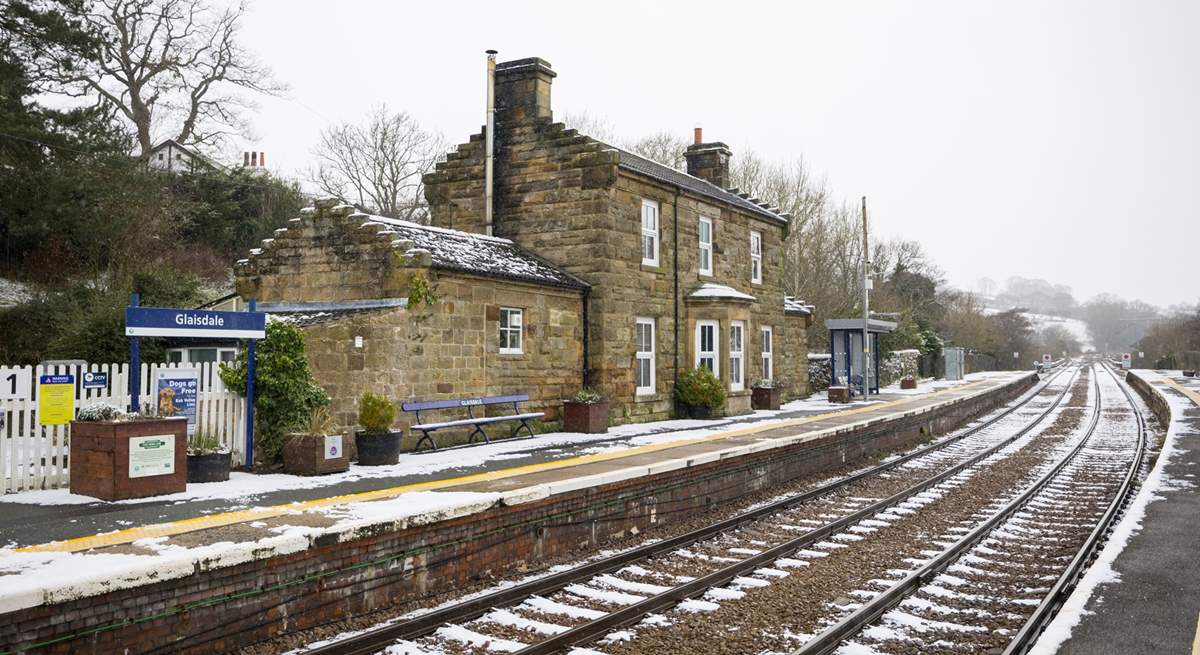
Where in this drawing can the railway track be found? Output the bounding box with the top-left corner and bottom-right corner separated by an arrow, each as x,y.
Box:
791,363 -> 1146,655
297,368 -> 1077,655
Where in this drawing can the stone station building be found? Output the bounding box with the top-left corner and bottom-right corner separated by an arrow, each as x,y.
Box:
234,56 -> 812,444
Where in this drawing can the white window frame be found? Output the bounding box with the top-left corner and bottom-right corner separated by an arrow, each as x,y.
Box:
695,320 -> 719,377
698,216 -> 714,277
635,318 -> 656,396
730,321 -> 745,392
750,230 -> 763,284
499,307 -> 523,354
641,199 -> 660,267
761,325 -> 773,382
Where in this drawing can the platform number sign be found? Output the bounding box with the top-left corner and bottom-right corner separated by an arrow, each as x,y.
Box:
1,368 -> 32,401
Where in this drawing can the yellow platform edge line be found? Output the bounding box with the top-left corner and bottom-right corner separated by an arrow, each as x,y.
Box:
1155,374 -> 1200,407
17,378 -> 997,554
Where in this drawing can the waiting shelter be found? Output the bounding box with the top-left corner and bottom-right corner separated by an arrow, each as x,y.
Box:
826,318 -> 897,396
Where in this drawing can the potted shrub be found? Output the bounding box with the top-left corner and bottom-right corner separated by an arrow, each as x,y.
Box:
220,321 -> 330,470
675,367 -> 726,420
563,388 -> 609,433
900,375 -> 918,390
751,379 -> 782,410
283,407 -> 349,476
71,403 -> 187,501
355,392 -> 402,465
187,429 -> 231,483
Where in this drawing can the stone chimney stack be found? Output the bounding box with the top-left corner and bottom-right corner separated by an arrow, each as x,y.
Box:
685,127 -> 732,189
494,57 -> 556,122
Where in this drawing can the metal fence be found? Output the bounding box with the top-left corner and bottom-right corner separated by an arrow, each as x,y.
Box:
0,362 -> 245,493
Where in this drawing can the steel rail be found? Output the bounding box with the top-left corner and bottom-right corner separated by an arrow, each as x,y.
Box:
1000,362 -> 1147,655
303,367 -> 1069,655
510,367 -> 1079,655
791,364 -> 1113,655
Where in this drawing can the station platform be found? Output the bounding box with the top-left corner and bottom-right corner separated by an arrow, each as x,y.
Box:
1038,369 -> 1200,655
0,374 -> 1014,551
0,371 -> 1035,654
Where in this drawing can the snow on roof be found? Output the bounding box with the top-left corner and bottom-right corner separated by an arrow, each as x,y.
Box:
612,148 -> 789,225
689,283 -> 756,302
784,296 -> 813,316
359,214 -> 589,291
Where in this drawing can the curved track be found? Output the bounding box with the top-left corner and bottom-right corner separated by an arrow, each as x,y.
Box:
300,368 -> 1076,655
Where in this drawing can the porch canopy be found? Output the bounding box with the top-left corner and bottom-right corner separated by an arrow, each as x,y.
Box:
825,318 -> 898,395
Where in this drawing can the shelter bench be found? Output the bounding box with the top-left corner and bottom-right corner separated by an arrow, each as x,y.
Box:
401,394 -> 543,452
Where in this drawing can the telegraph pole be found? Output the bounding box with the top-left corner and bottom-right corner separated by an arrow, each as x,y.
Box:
861,196 -> 870,399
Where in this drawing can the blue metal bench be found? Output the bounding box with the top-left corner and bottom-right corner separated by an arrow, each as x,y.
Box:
400,394 -> 544,452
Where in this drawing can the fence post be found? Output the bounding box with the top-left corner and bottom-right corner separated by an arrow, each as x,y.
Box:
244,298 -> 257,471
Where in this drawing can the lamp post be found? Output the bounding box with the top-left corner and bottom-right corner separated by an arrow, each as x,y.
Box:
861,196 -> 870,399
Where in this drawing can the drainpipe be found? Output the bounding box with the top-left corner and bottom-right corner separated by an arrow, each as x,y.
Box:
582,286 -> 591,388
672,186 -> 681,388
485,49 -> 497,236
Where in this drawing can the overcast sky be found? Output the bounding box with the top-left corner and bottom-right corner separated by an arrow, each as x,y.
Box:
236,0 -> 1198,309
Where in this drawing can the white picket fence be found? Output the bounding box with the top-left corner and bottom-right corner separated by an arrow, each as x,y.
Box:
0,362 -> 245,493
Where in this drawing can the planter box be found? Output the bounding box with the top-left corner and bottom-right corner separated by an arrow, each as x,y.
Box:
355,430 -> 403,465
676,403 -> 714,420
1184,371 -> 1196,378
70,417 -> 187,501
562,400 -> 609,433
751,387 -> 782,410
187,452 -> 231,483
283,433 -> 349,476
900,378 -> 918,390
828,386 -> 851,404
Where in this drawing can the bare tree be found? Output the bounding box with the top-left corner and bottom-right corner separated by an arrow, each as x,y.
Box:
309,105 -> 446,222
52,0 -> 281,156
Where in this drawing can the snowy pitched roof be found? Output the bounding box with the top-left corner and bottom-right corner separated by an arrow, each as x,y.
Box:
688,283 -> 756,302
614,149 -> 789,225
784,296 -> 813,316
361,215 -> 590,291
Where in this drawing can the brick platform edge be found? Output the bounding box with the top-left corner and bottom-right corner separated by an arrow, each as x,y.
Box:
0,374 -> 1036,654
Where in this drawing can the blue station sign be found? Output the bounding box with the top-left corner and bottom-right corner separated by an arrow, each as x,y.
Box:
126,307 -> 266,339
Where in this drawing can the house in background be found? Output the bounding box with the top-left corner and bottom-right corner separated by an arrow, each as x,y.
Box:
147,139 -> 217,174
233,55 -> 812,441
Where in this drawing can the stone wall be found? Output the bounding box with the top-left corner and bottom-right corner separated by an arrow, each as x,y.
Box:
301,274 -> 583,447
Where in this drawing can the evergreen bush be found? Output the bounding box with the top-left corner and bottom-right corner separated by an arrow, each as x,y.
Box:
674,367 -> 726,410
358,392 -> 396,434
220,321 -> 329,465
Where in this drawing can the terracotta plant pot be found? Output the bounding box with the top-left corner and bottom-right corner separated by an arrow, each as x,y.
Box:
70,417 -> 188,501
355,430 -> 403,465
562,400 -> 609,433
900,377 -> 918,390
283,432 -> 349,476
187,452 -> 231,483
751,387 -> 782,410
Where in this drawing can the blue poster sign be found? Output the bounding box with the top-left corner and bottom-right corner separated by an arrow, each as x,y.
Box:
82,371 -> 108,389
155,368 -> 199,435
126,307 -> 265,339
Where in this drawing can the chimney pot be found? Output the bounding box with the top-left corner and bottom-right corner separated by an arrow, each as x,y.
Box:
251,151 -> 257,167
694,127 -> 702,145
243,152 -> 250,166
260,151 -> 265,167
